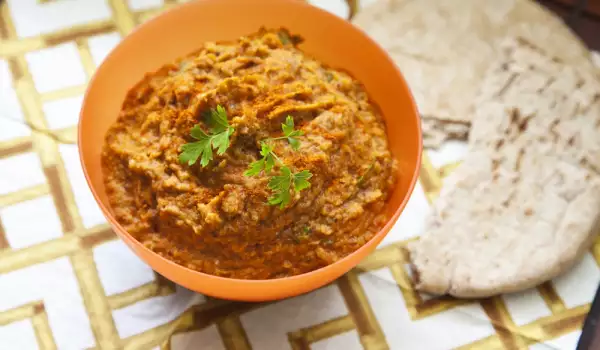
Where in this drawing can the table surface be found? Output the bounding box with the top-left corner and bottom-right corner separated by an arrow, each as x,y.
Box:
0,0 -> 599,349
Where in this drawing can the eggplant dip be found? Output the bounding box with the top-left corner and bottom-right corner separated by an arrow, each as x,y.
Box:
102,28 -> 398,279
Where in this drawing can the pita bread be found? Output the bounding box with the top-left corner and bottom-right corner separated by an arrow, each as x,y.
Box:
353,0 -> 594,147
408,38 -> 600,298
422,119 -> 469,149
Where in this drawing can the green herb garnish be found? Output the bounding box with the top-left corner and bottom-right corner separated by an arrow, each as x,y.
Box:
278,31 -> 291,45
243,142 -> 278,177
179,105 -> 234,167
281,116 -> 303,150
277,30 -> 303,46
267,166 -> 312,209
357,161 -> 376,186
244,115 -> 312,208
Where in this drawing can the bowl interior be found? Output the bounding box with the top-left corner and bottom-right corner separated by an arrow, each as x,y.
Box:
79,0 -> 421,301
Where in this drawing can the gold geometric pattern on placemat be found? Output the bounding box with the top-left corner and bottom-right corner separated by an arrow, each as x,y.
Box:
0,0 -> 596,349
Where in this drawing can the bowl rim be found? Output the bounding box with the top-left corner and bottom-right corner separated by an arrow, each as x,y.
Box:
78,0 -> 422,299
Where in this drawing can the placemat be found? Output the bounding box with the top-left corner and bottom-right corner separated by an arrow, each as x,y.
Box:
0,0 -> 599,349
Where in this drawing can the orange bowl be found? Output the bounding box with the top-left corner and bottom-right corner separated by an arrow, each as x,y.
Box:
79,0 -> 421,301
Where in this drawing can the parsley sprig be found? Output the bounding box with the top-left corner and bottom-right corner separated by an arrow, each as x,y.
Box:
281,116 -> 303,150
244,142 -> 278,176
268,167 -> 312,208
244,115 -> 312,208
179,105 -> 235,167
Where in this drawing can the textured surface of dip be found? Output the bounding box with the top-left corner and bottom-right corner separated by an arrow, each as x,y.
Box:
102,29 -> 397,279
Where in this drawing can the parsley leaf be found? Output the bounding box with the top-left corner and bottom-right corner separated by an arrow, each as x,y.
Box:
204,105 -> 230,133
244,159 -> 265,177
267,166 -> 312,209
268,166 -> 293,209
243,116 -> 304,176
260,142 -> 276,172
211,128 -> 233,155
282,115 -> 303,150
179,105 -> 234,167
243,116 -> 311,208
268,190 -> 291,209
179,135 -> 212,166
269,166 -> 293,191
243,142 -> 277,177
293,170 -> 312,191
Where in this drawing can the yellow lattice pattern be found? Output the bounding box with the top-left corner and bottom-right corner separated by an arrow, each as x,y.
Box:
0,0 -> 597,349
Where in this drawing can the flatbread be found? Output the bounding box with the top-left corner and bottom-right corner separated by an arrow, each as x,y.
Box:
408,38 -> 600,298
422,119 -> 469,149
353,0 -> 594,147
